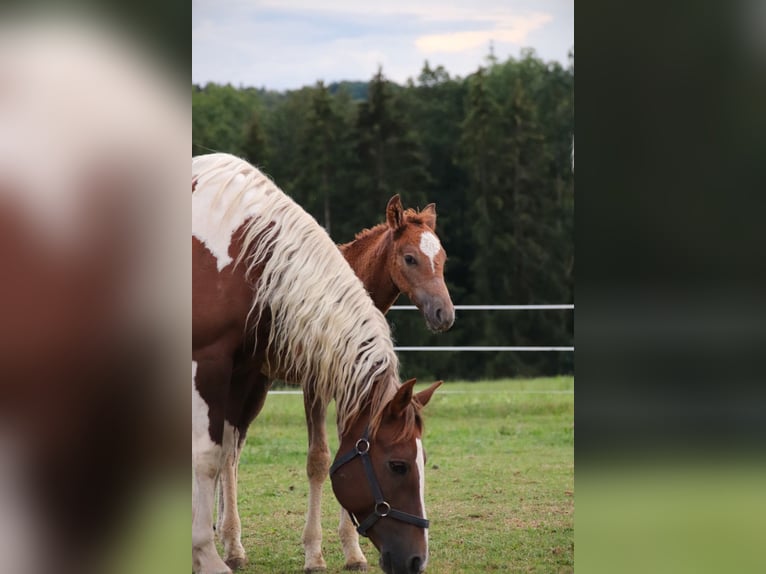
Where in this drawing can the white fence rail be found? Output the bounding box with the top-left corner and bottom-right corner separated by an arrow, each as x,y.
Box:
390,304 -> 574,352
391,304 -> 574,311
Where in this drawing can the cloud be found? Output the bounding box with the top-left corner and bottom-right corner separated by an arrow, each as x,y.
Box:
416,12 -> 553,54
245,0 -> 538,24
192,1 -> 571,89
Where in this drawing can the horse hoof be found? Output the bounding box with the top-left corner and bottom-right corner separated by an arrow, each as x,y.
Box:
225,556 -> 247,570
344,562 -> 368,571
304,567 -> 327,573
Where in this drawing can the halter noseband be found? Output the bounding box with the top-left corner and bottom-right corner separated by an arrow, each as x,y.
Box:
329,427 -> 430,537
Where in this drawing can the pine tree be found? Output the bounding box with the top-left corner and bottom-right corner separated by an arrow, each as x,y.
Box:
241,109 -> 268,167
350,68 -> 430,238
289,82 -> 348,233
460,67 -> 505,300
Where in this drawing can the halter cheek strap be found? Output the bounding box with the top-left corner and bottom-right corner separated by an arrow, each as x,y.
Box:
329,428 -> 430,537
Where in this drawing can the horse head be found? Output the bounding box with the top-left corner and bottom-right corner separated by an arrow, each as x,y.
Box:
330,378 -> 442,574
385,195 -> 454,332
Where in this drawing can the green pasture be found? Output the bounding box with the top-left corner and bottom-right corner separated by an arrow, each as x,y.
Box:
226,377 -> 574,573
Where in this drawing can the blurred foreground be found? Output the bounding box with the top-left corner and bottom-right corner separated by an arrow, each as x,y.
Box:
0,9 -> 188,574
576,0 -> 766,572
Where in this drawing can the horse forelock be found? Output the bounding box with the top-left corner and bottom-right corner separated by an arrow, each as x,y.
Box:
193,153 -> 401,434
400,208 -> 433,229
399,402 -> 425,443
368,388 -> 426,444
346,207 -> 434,245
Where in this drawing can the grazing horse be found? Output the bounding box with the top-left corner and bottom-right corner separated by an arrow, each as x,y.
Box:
192,153 -> 442,574
214,194 -> 455,571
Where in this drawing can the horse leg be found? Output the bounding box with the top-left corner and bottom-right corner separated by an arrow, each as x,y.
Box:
216,470 -> 224,539
192,358 -> 235,574
338,509 -> 368,571
218,371 -> 271,570
302,389 -> 330,572
217,438 -> 246,570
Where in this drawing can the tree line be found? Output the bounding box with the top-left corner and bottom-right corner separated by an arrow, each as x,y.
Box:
192,49 -> 574,380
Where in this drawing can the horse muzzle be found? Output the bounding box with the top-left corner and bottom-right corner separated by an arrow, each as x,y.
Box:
380,551 -> 427,574
422,299 -> 454,333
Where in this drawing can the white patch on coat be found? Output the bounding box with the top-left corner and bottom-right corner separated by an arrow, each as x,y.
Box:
192,359 -> 219,491
192,359 -> 226,461
192,156 -> 268,272
192,360 -> 232,573
191,361 -> 210,453
419,231 -> 442,273
416,437 -> 429,567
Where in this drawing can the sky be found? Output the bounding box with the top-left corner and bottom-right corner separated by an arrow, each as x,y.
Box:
192,0 -> 573,91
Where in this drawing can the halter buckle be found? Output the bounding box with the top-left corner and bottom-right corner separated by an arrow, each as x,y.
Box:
374,501 -> 391,517
355,437 -> 370,455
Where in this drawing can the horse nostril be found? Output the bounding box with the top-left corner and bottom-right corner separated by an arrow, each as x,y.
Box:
434,307 -> 443,322
409,555 -> 423,573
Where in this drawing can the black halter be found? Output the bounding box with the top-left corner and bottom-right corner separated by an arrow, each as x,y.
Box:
329,427 -> 430,537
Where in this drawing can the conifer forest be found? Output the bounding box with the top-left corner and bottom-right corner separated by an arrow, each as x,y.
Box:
193,50 -> 574,380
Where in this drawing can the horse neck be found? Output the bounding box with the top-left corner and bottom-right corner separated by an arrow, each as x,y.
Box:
339,226 -> 399,313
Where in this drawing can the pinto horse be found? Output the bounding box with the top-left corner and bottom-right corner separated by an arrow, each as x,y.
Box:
214,194 -> 455,571
192,153 -> 442,574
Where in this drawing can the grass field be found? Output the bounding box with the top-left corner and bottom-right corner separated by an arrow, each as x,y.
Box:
225,377 -> 573,573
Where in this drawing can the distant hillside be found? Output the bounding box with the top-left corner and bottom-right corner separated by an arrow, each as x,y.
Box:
327,80 -> 368,100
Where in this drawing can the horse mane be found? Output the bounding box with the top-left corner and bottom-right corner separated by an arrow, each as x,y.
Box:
192,153 -> 401,436
341,208 -> 432,247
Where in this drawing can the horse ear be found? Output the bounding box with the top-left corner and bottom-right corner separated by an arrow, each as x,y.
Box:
386,195 -> 404,230
388,378 -> 417,418
414,380 -> 442,408
420,203 -> 437,230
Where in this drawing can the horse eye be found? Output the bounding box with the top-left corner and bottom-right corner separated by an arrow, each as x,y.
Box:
388,461 -> 408,475
404,254 -> 417,266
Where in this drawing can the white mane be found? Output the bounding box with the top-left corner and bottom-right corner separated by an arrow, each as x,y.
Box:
192,153 -> 400,434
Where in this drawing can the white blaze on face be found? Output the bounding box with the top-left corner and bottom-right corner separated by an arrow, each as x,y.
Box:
416,437 -> 428,565
419,231 -> 442,273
